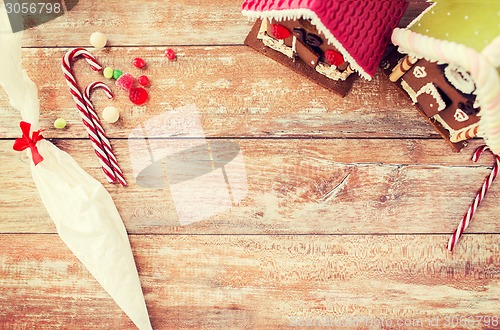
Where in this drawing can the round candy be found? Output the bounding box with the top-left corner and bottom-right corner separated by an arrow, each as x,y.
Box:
102,106 -> 120,123
325,49 -> 344,67
54,118 -> 67,129
165,48 -> 176,60
271,24 -> 290,40
90,32 -> 107,49
138,75 -> 149,86
113,69 -> 123,80
133,57 -> 146,69
103,67 -> 114,79
129,87 -> 149,105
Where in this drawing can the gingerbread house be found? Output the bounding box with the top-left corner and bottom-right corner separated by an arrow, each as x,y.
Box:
242,0 -> 408,96
383,0 -> 500,152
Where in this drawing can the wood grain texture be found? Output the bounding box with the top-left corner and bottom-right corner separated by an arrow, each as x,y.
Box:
2,0 -> 499,329
2,139 -> 499,235
17,0 -> 429,47
1,234 -> 499,329
0,46 -> 435,139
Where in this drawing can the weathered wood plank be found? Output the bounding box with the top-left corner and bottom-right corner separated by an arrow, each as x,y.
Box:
1,47 -> 437,139
2,139 -> 498,234
16,0 -> 428,47
0,234 -> 498,329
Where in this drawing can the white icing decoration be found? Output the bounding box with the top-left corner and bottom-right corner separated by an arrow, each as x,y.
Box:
315,61 -> 349,81
253,17 -> 350,81
257,21 -> 294,58
400,80 -> 417,103
415,83 -> 446,111
413,66 -> 427,78
454,109 -> 469,122
433,114 -> 479,142
261,34 -> 294,58
444,65 -> 476,94
256,20 -> 347,81
242,8 -> 372,80
391,29 -> 500,154
257,18 -> 269,39
407,2 -> 437,29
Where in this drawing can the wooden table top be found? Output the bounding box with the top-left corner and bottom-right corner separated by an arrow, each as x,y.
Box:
1,0 -> 499,329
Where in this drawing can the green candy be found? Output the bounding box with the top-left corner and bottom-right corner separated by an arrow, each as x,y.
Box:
54,118 -> 67,129
113,69 -> 123,80
103,67 -> 114,79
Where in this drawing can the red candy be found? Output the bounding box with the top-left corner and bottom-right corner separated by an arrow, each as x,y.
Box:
115,73 -> 135,91
129,87 -> 149,105
271,24 -> 290,40
138,75 -> 149,86
325,49 -> 344,67
165,48 -> 176,60
133,57 -> 146,69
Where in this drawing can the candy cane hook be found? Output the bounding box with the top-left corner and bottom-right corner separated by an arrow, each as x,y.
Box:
448,145 -> 500,251
84,82 -> 127,186
61,48 -> 118,184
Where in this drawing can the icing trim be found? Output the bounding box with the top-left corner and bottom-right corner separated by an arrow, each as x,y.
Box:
406,1 -> 436,29
242,8 -> 372,80
415,82 -> 446,112
392,28 -> 500,154
433,114 -> 480,143
260,32 -> 294,58
444,65 -> 476,94
256,20 -> 351,81
315,62 -> 351,81
401,80 -> 418,103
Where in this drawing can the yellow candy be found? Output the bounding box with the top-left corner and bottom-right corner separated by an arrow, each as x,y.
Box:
54,118 -> 67,129
103,67 -> 114,79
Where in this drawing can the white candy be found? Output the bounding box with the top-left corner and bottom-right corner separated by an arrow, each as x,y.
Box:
102,106 -> 120,123
90,32 -> 107,49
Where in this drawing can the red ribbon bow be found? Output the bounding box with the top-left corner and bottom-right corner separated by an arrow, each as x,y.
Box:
13,121 -> 44,165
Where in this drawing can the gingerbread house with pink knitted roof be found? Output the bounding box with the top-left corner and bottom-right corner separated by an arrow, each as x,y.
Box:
242,0 -> 408,96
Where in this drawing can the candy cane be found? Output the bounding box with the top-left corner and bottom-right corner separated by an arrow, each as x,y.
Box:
447,145 -> 500,251
84,82 -> 127,186
61,48 -> 117,184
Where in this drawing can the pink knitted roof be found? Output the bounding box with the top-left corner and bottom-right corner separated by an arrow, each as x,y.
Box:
242,0 -> 408,80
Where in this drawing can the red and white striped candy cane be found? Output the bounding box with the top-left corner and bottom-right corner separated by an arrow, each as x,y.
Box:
83,82 -> 127,186
61,48 -> 117,184
448,145 -> 500,251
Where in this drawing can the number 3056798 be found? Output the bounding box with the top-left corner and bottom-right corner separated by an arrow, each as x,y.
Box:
5,2 -> 62,14
444,315 -> 499,327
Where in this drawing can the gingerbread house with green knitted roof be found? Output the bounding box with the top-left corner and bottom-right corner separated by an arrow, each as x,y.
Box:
242,0 -> 408,96
382,0 -> 500,152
